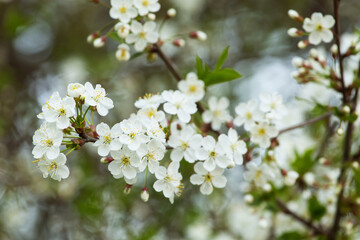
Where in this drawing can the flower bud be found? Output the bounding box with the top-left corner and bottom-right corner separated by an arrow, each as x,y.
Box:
292,56 -> 303,67
227,161 -> 235,169
147,13 -> 156,21
287,28 -> 301,37
166,8 -> 176,18
147,52 -> 158,62
342,105 -> 351,114
189,31 -> 207,41
288,9 -> 299,19
297,40 -> 308,49
331,44 -> 338,56
141,187 -> 149,202
116,44 -> 130,61
337,127 -> 344,135
352,161 -> 359,169
244,194 -> 254,203
303,172 -> 315,185
309,48 -> 319,58
173,39 -> 186,47
263,183 -> 272,192
93,37 -> 106,48
100,157 -> 114,164
259,218 -> 268,228
87,33 -> 99,43
124,184 -> 132,194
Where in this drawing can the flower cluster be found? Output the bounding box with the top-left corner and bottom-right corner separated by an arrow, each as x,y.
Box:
33,82 -> 113,181
287,9 -> 335,48
32,71 -> 288,202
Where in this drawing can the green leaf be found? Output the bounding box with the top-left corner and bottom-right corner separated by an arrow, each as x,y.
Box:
195,55 -> 205,78
204,68 -> 242,86
108,31 -> 123,43
290,149 -> 315,175
277,231 -> 307,240
130,51 -> 144,60
308,196 -> 326,221
215,46 -> 229,70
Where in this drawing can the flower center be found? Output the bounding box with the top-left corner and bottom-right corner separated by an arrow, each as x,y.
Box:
258,128 -> 266,136
210,151 -> 217,158
142,0 -> 149,6
146,109 -> 155,118
205,174 -> 212,182
189,85 -> 197,93
316,24 -> 323,31
129,132 -> 137,139
121,156 -> 130,165
139,32 -> 146,39
94,91 -> 104,102
181,141 -> 188,150
45,139 -> 53,147
146,152 -> 156,161
104,135 -> 112,144
119,7 -> 127,13
213,110 -> 222,117
245,112 -> 252,119
59,108 -> 66,116
48,161 -> 58,172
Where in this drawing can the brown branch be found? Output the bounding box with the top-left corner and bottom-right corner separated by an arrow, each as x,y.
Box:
153,43 -> 182,81
278,112 -> 333,135
276,199 -> 326,236
328,61 -> 360,240
333,0 -> 348,103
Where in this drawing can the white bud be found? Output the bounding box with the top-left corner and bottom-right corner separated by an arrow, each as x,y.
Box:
304,172 -> 315,185
93,37 -> 105,48
319,157 -> 327,164
331,44 -> 338,55
291,71 -> 300,79
342,105 -> 351,114
352,161 -> 359,169
284,171 -> 299,186
262,183 -> 272,192
141,188 -> 149,202
292,56 -> 303,67
299,67 -> 307,74
259,218 -> 269,228
287,28 -> 299,37
115,22 -> 130,38
297,40 -> 307,49
356,197 -> 360,205
100,157 -> 107,164
337,127 -> 344,135
167,8 -> 176,18
190,31 -> 207,41
173,39 -> 186,47
288,9 -> 299,19
147,13 -> 156,21
227,161 -> 235,169
244,194 -> 254,203
309,48 -> 319,58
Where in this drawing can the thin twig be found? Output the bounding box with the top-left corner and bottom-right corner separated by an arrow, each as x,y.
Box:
278,112 -> 333,135
333,0 -> 348,103
153,43 -> 182,81
276,199 -> 326,236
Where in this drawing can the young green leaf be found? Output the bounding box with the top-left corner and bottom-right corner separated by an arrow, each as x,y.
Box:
215,46 -> 229,70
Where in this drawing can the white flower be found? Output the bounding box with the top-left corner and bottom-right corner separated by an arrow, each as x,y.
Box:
32,122 -> 63,160
190,162 -> 227,195
93,122 -> 122,156
115,22 -> 130,38
178,72 -> 205,102
42,92 -> 76,129
135,93 -> 164,109
284,171 -> 299,186
153,161 -> 182,203
137,107 -> 165,127
109,0 -> 138,23
168,125 -> 203,163
36,153 -> 70,181
84,82 -> 114,116
145,121 -> 166,143
218,128 -> 247,165
250,122 -> 278,148
196,136 -> 232,171
243,162 -> 275,188
133,0 -> 160,16
162,90 -> 197,123
126,21 -> 159,52
108,146 -> 140,179
234,99 -> 263,131
259,92 -> 287,120
137,139 -> 165,173
120,117 -> 149,151
67,83 -> 85,98
202,96 -> 231,130
116,44 -> 131,61
112,171 -> 137,184
303,12 -> 335,45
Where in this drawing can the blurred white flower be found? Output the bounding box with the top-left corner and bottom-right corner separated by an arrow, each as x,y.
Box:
178,72 -> 205,102
250,122 -> 278,148
303,12 -> 335,45
162,90 -> 197,123
94,122 -> 122,156
109,146 -> 140,179
109,0 -> 138,23
32,122 -> 63,159
218,128 -> 247,165
234,99 -> 263,131
137,139 -> 166,173
67,83 -> 85,98
126,21 -> 159,52
202,96 -> 231,130
36,153 -> 70,181
133,0 -> 160,16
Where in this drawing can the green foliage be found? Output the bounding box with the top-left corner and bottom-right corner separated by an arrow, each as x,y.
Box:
291,149 -> 315,176
195,47 -> 242,86
3,6 -> 29,37
353,168 -> 360,197
334,107 -> 358,123
308,196 -> 326,221
277,231 -> 307,240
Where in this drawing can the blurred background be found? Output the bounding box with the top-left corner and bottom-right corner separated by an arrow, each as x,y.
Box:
1,0 -> 360,239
